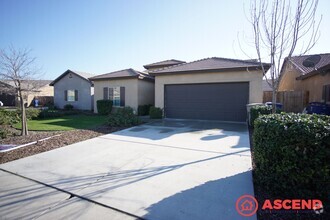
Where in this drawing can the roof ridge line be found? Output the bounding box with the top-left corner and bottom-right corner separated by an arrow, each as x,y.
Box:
150,57 -> 212,73
91,68 -> 134,78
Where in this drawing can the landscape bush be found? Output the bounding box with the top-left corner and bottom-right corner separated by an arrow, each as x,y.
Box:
0,109 -> 19,139
108,107 -> 140,127
250,105 -> 281,127
149,107 -> 163,119
64,104 -> 74,111
97,100 -> 113,115
138,104 -> 153,116
253,113 -> 330,200
25,108 -> 41,120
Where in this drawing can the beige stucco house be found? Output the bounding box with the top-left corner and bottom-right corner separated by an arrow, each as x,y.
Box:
89,69 -> 154,113
148,57 -> 269,122
0,80 -> 54,107
278,53 -> 330,104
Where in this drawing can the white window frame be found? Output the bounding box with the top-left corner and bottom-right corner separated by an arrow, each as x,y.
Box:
110,87 -> 121,107
67,90 -> 75,102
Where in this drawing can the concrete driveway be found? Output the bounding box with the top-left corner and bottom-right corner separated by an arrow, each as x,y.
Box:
0,119 -> 256,220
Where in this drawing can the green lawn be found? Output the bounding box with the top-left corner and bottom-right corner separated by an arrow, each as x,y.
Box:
14,115 -> 108,131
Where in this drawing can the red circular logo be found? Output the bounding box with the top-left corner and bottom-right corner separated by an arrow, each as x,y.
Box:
236,195 -> 258,217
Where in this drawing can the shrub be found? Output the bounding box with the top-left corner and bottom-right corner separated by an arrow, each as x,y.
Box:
97,100 -> 113,115
45,102 -> 56,110
0,126 -> 10,139
138,104 -> 153,116
0,109 -> 20,125
25,108 -> 41,120
108,107 -> 140,127
149,107 -> 163,119
64,104 -> 74,111
0,109 -> 19,139
253,113 -> 330,200
250,105 -> 281,127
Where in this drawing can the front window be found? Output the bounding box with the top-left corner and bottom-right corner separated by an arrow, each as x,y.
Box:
67,90 -> 75,102
111,87 -> 121,106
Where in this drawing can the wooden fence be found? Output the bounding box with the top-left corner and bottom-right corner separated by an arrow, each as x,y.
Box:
263,91 -> 309,113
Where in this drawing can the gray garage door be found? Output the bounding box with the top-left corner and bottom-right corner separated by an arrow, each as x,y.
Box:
164,82 -> 249,121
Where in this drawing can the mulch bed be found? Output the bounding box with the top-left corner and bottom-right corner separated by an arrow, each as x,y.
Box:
0,126 -> 125,164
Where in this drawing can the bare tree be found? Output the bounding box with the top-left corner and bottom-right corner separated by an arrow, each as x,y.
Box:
249,0 -> 321,112
0,46 -> 41,136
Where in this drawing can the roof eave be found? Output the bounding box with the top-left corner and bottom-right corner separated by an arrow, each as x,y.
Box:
296,64 -> 330,80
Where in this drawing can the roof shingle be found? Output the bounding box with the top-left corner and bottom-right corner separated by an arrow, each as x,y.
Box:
149,57 -> 270,74
143,59 -> 186,69
89,68 -> 154,81
50,70 -> 94,86
288,53 -> 330,75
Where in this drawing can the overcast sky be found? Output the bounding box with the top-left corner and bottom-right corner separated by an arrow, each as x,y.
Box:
1,0 -> 329,79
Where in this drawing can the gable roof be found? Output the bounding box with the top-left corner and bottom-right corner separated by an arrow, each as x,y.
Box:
89,68 -> 154,81
143,59 -> 186,69
149,57 -> 270,75
285,53 -> 330,80
49,70 -> 94,86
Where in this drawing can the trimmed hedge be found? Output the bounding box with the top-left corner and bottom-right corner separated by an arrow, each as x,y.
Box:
253,113 -> 330,200
97,100 -> 113,115
149,107 -> 163,119
108,107 -> 140,127
250,105 -> 281,127
138,104 -> 153,116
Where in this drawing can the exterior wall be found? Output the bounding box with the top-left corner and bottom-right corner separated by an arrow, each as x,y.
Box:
279,61 -> 330,102
53,74 -> 92,110
138,80 -> 155,106
93,78 -> 138,113
298,74 -> 330,102
278,63 -> 301,91
154,70 -> 263,109
26,85 -> 54,106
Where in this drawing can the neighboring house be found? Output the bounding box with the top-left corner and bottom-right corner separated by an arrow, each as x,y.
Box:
89,68 -> 154,113
144,59 -> 186,72
50,70 -> 94,110
148,57 -> 270,122
0,80 -> 53,107
262,80 -> 272,92
278,53 -> 330,104
0,81 -> 16,106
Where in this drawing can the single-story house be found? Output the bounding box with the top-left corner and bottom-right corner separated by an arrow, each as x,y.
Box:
50,70 -> 94,110
278,53 -> 330,104
89,68 -> 154,113
0,80 -> 53,107
148,57 -> 270,122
